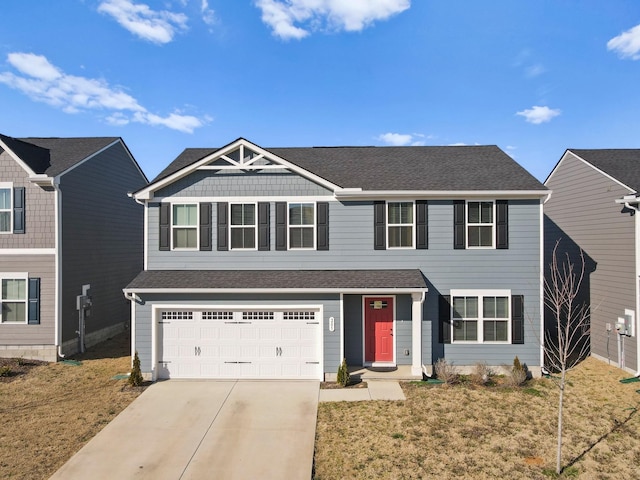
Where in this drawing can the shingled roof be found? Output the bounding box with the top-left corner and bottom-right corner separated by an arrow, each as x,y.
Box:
1,134 -> 120,177
150,143 -> 546,192
569,149 -> 640,193
125,269 -> 428,291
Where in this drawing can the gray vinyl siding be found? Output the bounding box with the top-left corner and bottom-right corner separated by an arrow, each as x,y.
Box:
133,293 -> 340,376
143,171 -> 542,369
545,152 -> 637,371
0,150 -> 55,249
155,172 -> 332,198
59,141 -> 146,345
0,255 -> 55,346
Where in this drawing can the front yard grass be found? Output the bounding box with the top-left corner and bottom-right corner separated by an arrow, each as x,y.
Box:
314,358 -> 640,479
0,332 -> 143,480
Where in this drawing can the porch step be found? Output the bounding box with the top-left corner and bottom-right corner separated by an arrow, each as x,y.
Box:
348,365 -> 421,381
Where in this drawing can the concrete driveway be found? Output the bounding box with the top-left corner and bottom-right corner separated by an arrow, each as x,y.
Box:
49,380 -> 319,480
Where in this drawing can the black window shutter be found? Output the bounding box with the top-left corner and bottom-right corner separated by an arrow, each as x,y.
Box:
28,278 -> 40,325
199,203 -> 212,251
496,200 -> 509,249
416,200 -> 428,249
258,202 -> 270,251
13,187 -> 25,234
316,202 -> 329,251
512,294 -> 525,344
374,201 -> 386,250
159,203 -> 170,251
439,295 -> 451,344
275,202 -> 287,251
453,200 -> 466,249
217,202 -> 228,251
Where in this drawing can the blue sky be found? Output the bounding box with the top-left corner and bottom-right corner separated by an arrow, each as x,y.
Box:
1,1 -> 639,182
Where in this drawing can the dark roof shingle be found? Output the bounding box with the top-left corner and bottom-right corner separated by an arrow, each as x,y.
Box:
126,269 -> 427,290
569,149 -> 640,193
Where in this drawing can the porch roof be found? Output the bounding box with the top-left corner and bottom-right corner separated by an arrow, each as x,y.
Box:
124,269 -> 428,293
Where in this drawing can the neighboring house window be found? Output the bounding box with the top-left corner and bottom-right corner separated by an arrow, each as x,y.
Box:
288,203 -> 315,249
387,202 -> 414,248
467,201 -> 494,248
0,185 -> 11,233
172,204 -> 198,249
451,290 -> 510,343
1,276 -> 27,323
230,203 -> 256,250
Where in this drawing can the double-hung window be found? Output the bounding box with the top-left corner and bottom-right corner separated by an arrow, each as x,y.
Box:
230,203 -> 256,250
387,202 -> 414,248
172,204 -> 198,249
467,201 -> 494,248
0,184 -> 11,233
288,203 -> 315,249
451,290 -> 510,343
1,275 -> 27,323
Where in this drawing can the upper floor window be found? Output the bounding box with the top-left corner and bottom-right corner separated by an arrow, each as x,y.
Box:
172,204 -> 198,249
230,203 -> 256,250
0,185 -> 12,233
289,203 -> 315,249
1,276 -> 27,323
451,290 -> 510,343
387,202 -> 414,248
467,201 -> 494,248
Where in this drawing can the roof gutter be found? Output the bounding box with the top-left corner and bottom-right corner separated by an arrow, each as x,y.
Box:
334,189 -> 550,201
28,174 -> 54,187
123,287 -> 429,295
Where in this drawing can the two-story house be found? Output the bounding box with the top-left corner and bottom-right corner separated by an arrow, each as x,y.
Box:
545,149 -> 640,375
0,134 -> 147,361
124,138 -> 548,381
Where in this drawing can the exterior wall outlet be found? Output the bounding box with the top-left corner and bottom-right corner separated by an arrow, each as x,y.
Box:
404,349 -> 410,356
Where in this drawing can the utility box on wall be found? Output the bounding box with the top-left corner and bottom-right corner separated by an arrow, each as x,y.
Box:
616,309 -> 635,337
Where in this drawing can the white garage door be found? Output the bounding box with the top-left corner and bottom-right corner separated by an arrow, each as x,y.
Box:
157,309 -> 322,380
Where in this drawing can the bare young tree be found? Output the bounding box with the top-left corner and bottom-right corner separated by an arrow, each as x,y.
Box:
544,240 -> 591,475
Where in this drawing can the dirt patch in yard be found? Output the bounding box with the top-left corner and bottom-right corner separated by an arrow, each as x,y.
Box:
314,358 -> 640,479
0,332 -> 142,480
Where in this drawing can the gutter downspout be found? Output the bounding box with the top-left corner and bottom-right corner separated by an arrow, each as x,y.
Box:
53,178 -> 64,358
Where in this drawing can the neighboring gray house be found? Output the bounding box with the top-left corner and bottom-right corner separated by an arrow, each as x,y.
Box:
545,149 -> 640,375
125,137 -> 548,381
0,134 -> 148,361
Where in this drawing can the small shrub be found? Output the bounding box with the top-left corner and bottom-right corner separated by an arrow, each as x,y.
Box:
471,362 -> 493,385
434,358 -> 458,385
0,365 -> 12,377
17,357 -> 27,366
336,358 -> 350,387
128,351 -> 144,387
506,355 -> 527,387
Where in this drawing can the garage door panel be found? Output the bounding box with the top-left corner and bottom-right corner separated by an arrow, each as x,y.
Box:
158,309 -> 321,380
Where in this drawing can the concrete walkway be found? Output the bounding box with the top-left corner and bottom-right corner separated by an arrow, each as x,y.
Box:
319,380 -> 405,402
50,380 -> 319,480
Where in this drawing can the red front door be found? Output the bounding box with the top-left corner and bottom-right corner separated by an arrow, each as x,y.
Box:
364,297 -> 394,363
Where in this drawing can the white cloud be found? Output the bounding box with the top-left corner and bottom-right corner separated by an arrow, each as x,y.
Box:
516,105 -> 561,124
201,0 -> 216,26
607,24 -> 640,60
378,132 -> 425,146
255,0 -> 411,40
525,63 -> 545,78
0,52 -> 206,133
98,0 -> 188,44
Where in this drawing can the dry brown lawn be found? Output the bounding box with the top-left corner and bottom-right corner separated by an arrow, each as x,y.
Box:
315,358 -> 640,480
0,332 -> 143,480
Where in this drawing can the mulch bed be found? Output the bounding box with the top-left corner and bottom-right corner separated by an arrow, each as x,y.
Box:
0,358 -> 48,383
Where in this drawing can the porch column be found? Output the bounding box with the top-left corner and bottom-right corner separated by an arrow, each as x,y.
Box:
411,292 -> 425,376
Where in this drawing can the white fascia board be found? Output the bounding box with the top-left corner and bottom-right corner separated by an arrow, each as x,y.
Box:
123,287 -> 428,295
0,137 -> 38,177
134,138 -> 344,201
28,174 -> 54,187
546,150 -> 636,193
335,190 -> 549,201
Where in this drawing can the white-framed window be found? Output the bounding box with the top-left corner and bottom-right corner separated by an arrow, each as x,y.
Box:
0,183 -> 12,234
288,202 -> 315,249
451,290 -> 510,343
230,203 -> 257,250
387,201 -> 414,248
172,204 -> 198,250
1,274 -> 28,323
467,201 -> 494,248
